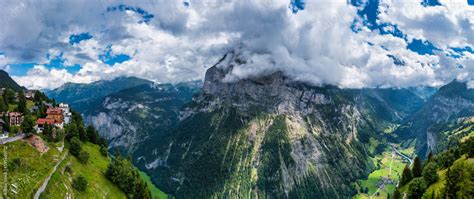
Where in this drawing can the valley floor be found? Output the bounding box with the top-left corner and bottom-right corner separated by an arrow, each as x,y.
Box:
354,144 -> 415,199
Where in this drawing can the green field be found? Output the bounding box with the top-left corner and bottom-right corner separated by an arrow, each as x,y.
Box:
354,147 -> 411,199
40,142 -> 126,198
139,170 -> 169,199
0,140 -> 62,198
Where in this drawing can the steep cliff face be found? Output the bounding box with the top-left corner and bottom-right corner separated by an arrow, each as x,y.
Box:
395,81 -> 474,157
137,53 -> 425,198
84,82 -> 201,153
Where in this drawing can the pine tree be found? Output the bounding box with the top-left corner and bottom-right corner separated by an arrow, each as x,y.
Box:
17,92 -> 27,114
400,164 -> 412,186
20,114 -> 35,134
412,156 -> 423,178
427,151 -> 433,162
430,190 -> 435,199
393,188 -> 401,199
2,115 -> 10,132
445,167 -> 457,199
0,96 -> 6,112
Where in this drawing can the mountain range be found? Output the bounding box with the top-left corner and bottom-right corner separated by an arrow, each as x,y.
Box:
44,52 -> 474,198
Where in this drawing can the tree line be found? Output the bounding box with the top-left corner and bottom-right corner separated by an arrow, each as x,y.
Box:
392,136 -> 473,199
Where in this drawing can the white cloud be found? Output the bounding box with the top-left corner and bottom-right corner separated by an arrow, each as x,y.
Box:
12,65 -> 98,89
1,0 -> 474,89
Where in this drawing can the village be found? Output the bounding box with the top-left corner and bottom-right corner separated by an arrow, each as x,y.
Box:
0,88 -> 71,142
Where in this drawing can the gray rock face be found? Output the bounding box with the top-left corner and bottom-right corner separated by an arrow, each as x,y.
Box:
395,80 -> 474,156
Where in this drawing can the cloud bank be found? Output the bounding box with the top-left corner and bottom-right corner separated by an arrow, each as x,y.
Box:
0,0 -> 473,89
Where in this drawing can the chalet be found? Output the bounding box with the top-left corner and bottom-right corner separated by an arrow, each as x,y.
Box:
8,112 -> 23,126
24,90 -> 37,99
46,108 -> 64,124
0,119 -> 7,139
58,103 -> 71,124
35,118 -> 56,133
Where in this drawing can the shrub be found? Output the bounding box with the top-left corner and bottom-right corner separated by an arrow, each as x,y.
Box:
100,146 -> 108,157
64,165 -> 72,174
422,162 -> 439,185
69,137 -> 82,156
408,178 -> 427,199
106,157 -> 152,199
78,151 -> 89,164
72,175 -> 88,192
8,157 -> 23,171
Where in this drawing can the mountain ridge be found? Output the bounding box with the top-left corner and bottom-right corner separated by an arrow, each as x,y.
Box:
0,69 -> 24,91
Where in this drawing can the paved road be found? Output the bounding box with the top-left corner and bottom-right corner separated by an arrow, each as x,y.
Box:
0,133 -> 25,145
34,151 -> 68,199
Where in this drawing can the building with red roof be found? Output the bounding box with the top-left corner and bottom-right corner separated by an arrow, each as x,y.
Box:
35,118 -> 57,133
46,108 -> 64,124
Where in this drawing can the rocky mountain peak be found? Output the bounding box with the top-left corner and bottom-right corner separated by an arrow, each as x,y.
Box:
201,52 -> 334,115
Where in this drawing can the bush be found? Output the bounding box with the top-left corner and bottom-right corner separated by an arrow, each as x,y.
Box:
78,151 -> 89,164
408,178 -> 427,199
86,125 -> 99,144
100,146 -> 108,157
69,137 -> 82,156
422,162 -> 439,185
65,165 -> 72,174
20,114 -> 35,134
106,157 -> 152,199
8,157 -> 23,171
72,175 -> 88,192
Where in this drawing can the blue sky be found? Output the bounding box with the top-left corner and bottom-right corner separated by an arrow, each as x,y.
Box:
1,0 -> 474,89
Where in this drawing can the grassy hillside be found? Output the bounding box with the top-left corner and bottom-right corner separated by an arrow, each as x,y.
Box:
139,170 -> 169,199
40,142 -> 126,198
0,140 -> 63,198
395,126 -> 473,198
398,156 -> 473,198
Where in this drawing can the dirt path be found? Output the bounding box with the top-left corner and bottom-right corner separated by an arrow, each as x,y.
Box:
33,151 -> 68,199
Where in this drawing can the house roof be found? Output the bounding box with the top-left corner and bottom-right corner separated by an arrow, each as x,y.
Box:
36,118 -> 56,125
8,112 -> 23,117
46,108 -> 63,115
